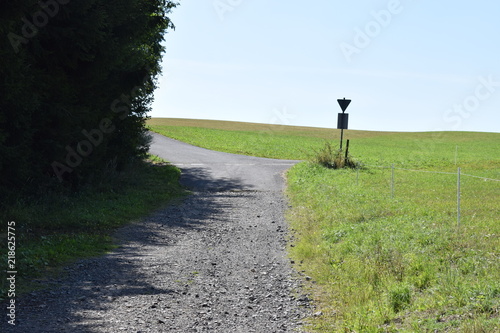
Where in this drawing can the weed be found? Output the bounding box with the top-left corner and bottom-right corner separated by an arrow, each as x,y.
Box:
312,141 -> 358,169
388,284 -> 412,313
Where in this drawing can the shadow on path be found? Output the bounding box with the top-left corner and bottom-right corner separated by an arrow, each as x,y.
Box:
1,172 -> 252,333
178,166 -> 256,192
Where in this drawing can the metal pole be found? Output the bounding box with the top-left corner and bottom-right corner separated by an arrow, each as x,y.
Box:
391,164 -> 395,198
340,128 -> 344,150
457,167 -> 461,227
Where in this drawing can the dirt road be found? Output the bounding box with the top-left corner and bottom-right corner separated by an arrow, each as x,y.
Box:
3,133 -> 311,332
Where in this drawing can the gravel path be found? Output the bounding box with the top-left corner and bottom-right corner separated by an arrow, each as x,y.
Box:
2,136 -> 312,332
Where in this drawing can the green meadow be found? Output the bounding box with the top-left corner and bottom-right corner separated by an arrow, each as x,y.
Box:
149,118 -> 500,332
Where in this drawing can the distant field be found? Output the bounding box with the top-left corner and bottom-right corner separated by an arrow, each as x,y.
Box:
149,118 -> 500,332
148,118 -> 499,170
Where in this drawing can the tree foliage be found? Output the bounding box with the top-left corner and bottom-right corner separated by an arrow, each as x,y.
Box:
0,0 -> 176,199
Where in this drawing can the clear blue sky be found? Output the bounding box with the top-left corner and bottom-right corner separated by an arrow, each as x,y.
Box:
151,1 -> 500,133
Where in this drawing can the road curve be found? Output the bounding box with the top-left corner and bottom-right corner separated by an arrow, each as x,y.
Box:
149,132 -> 300,192
3,133 -> 311,333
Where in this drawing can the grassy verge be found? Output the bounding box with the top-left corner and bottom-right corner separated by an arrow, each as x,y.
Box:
147,117 -> 400,160
287,162 -> 499,332
0,155 -> 186,299
148,118 -> 499,167
148,118 -> 500,331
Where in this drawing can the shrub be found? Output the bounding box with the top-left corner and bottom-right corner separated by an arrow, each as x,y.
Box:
312,141 -> 358,169
0,0 -> 177,199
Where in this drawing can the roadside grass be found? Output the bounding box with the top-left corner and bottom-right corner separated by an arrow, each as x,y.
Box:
0,156 -> 186,299
147,117 -> 400,160
148,118 -> 500,331
287,163 -> 499,332
148,118 -> 499,167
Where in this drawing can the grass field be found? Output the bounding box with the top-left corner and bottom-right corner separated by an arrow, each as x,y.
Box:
0,156 -> 186,299
148,118 -> 499,169
149,118 -> 500,332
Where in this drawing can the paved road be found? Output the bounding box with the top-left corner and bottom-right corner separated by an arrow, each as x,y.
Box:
149,132 -> 299,192
3,133 -> 310,333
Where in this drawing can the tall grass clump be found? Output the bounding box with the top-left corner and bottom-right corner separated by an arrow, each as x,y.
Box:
312,141 -> 358,169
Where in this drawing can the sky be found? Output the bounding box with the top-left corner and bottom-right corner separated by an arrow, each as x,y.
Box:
150,1 -> 500,133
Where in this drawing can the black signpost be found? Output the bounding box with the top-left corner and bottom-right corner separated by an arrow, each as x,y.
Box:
337,98 -> 351,150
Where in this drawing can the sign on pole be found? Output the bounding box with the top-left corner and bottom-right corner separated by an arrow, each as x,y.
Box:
337,113 -> 349,130
337,98 -> 351,112
337,98 -> 351,149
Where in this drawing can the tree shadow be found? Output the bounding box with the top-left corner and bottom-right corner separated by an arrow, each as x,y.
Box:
178,166 -> 256,192
1,168 -> 255,332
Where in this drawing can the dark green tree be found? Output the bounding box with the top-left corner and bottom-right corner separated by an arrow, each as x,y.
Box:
0,0 -> 177,198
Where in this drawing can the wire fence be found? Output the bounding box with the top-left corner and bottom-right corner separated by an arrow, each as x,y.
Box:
356,164 -> 500,227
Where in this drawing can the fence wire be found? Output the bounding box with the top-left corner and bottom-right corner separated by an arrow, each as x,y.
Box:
360,164 -> 499,226
365,164 -> 500,182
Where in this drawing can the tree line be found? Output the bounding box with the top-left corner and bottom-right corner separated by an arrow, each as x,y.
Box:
0,0 -> 177,200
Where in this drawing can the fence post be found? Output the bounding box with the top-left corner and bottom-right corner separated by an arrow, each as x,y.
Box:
345,140 -> 350,161
391,164 -> 395,198
457,167 -> 461,227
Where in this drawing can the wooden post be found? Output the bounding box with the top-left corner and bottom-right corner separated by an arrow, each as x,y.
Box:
345,140 -> 350,161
